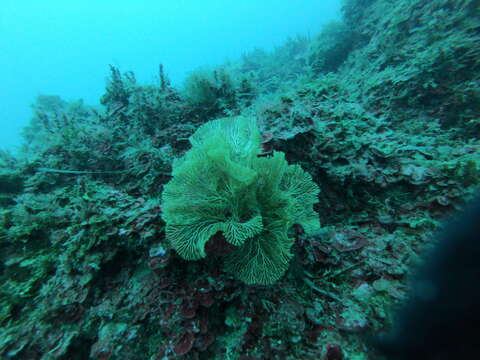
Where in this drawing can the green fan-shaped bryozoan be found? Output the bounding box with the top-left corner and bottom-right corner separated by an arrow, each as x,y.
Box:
161,116 -> 320,285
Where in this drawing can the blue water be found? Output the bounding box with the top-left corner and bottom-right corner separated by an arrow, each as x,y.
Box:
0,0 -> 340,151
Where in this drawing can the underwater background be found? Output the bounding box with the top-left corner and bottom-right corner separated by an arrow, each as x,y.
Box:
0,0 -> 479,359
0,0 -> 339,150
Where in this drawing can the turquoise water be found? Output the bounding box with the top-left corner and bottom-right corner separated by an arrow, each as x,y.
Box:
0,0 -> 340,151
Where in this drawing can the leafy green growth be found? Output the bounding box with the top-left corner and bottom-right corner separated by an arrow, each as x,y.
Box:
161,116 -> 320,285
307,20 -> 355,74
237,35 -> 310,94
183,67 -> 240,118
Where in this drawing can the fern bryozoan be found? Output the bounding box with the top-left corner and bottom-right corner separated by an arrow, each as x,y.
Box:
161,116 -> 320,285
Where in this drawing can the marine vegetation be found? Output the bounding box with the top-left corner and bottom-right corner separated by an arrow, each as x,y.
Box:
161,116 -> 319,285
0,0 -> 479,359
